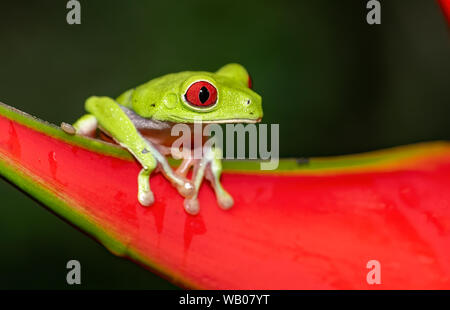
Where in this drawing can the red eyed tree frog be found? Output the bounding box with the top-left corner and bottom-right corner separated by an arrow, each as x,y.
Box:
62,64 -> 263,215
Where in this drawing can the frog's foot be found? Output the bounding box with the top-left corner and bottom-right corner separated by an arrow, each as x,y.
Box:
183,197 -> 200,215
172,157 -> 196,198
176,179 -> 195,198
181,147 -> 233,214
151,164 -> 191,198
137,168 -> 155,206
136,145 -> 194,199
60,122 -> 76,135
174,157 -> 202,214
180,158 -> 204,214
139,161 -> 194,207
205,172 -> 234,209
205,157 -> 234,210
69,114 -> 99,137
138,189 -> 154,206
218,193 -> 234,210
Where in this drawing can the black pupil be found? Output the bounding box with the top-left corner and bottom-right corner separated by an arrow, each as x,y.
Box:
199,86 -> 210,104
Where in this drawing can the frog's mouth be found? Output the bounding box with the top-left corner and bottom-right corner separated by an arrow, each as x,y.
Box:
121,106 -> 262,130
166,115 -> 262,124
189,118 -> 262,124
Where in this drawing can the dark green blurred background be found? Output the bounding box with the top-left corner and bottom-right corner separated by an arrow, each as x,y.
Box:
0,0 -> 448,289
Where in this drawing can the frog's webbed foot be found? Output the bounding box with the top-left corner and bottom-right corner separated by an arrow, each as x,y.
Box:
184,197 -> 200,215
182,147 -> 233,215
205,166 -> 234,210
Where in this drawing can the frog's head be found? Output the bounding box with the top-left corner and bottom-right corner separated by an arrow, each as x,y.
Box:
129,63 -> 262,124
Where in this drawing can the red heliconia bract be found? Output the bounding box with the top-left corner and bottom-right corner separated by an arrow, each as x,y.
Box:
1,102 -> 450,289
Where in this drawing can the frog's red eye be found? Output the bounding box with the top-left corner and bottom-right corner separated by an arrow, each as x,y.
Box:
184,81 -> 217,108
248,74 -> 252,89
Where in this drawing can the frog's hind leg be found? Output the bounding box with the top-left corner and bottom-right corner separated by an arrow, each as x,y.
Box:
204,147 -> 234,209
175,153 -> 197,178
183,157 -> 207,215
183,147 -> 233,214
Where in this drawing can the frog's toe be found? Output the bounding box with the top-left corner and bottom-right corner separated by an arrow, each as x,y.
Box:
177,180 -> 195,198
138,189 -> 155,207
217,192 -> 234,210
184,197 -> 200,215
60,122 -> 76,135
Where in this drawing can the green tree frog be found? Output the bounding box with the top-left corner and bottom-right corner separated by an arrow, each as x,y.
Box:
62,64 -> 263,215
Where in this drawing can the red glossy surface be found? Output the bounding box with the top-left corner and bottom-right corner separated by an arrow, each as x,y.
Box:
1,114 -> 450,289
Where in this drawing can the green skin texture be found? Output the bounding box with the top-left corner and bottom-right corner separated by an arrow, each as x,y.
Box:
70,64 -> 263,215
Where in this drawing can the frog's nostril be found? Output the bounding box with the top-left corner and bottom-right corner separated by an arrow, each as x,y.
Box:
246,99 -> 251,105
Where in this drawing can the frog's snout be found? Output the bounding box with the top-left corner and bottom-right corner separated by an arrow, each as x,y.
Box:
244,94 -> 263,122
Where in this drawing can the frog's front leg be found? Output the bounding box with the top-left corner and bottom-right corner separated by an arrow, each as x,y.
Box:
77,96 -> 193,206
183,147 -> 233,215
61,114 -> 98,137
